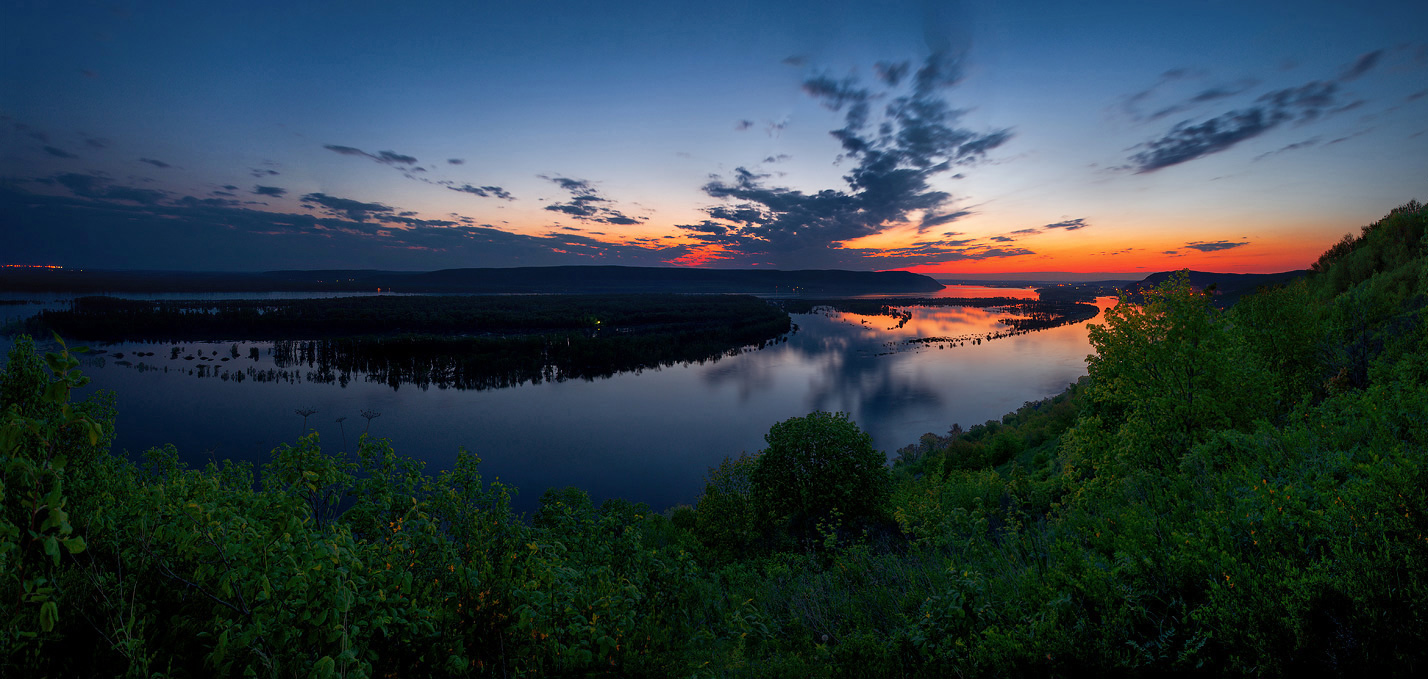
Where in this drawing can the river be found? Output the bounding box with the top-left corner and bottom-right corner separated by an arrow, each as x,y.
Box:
0,288 -> 1114,513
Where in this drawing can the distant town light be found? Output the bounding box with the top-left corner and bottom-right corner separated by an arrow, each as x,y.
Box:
1,264 -> 63,269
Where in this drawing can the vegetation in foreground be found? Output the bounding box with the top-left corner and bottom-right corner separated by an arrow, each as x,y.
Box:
3,201 -> 1427,676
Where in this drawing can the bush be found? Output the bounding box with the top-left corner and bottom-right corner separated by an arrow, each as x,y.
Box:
749,412 -> 890,536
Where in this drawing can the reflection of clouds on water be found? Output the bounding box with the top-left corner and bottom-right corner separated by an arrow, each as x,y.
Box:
703,312 -> 944,443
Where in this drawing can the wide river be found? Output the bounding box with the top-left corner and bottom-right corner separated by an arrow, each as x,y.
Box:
1,287 -> 1115,514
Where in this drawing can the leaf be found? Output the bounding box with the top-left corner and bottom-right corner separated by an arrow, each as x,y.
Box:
313,655 -> 335,679
39,600 -> 58,633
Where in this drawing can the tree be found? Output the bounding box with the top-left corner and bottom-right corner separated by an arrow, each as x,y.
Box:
1078,270 -> 1268,471
749,411 -> 889,535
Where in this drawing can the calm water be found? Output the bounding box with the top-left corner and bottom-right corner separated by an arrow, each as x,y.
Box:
1,290 -> 1112,513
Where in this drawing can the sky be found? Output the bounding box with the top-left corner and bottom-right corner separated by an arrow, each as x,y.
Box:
2,0 -> 1425,275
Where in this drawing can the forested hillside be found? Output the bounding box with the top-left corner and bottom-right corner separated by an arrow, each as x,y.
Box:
2,200 -> 1426,676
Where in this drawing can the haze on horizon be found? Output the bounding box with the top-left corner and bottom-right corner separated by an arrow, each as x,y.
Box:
2,0 -> 1425,276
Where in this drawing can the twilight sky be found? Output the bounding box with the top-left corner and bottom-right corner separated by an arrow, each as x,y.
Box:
2,0 -> 1425,274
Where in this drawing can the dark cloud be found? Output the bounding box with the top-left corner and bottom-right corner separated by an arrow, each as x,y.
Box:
1127,53 -> 1387,172
1338,50 -> 1383,82
0,181 -> 687,270
782,55 -> 807,67
222,185 -> 239,191
139,158 -> 171,169
688,51 -> 1011,267
300,192 -> 394,222
1147,79 -> 1260,121
250,168 -> 280,177
53,172 -> 167,205
82,137 -> 109,149
735,120 -> 754,131
1043,218 -> 1089,230
212,190 -> 237,197
377,150 -> 417,165
1183,240 -> 1248,252
252,185 -> 287,197
1010,228 -> 1040,235
322,144 -> 419,166
448,184 -> 515,200
919,210 -> 971,229
762,154 -> 791,163
539,175 -> 644,226
875,60 -> 911,86
447,158 -> 464,165
990,235 -> 1014,242
43,146 -> 78,159
324,145 -> 368,158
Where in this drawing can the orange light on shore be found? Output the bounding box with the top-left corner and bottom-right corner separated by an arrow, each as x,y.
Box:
1,264 -> 64,269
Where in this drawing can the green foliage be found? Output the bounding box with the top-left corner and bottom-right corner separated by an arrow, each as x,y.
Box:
694,453 -> 760,562
749,412 -> 890,537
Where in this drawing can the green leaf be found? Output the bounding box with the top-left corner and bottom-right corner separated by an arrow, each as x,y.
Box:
43,536 -> 60,564
39,600 -> 58,633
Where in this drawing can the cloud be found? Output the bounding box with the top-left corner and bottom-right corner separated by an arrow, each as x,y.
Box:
735,120 -> 754,131
1043,218 -> 1089,230
539,175 -> 644,225
82,136 -> 109,149
1146,79 -> 1260,121
686,51 -> 1011,267
762,154 -> 791,163
0,181 -> 688,271
300,192 -> 395,222
1010,228 -> 1040,235
324,145 -> 368,158
448,184 -> 515,200
43,146 -> 78,159
1338,50 -> 1383,82
53,172 -> 167,205
447,158 -> 464,165
377,150 -> 417,165
250,168 -> 280,177
1253,137 -> 1320,161
322,144 -> 419,166
990,235 -> 1014,242
1183,240 -> 1248,252
919,210 -> 971,230
1127,53 -> 1383,172
139,158 -> 171,169
252,185 -> 287,197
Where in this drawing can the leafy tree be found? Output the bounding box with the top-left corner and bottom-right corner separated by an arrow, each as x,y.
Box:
749,411 -> 889,536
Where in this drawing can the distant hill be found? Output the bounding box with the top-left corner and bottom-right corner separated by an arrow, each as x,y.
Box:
0,265 -> 945,295
1127,269 -> 1308,307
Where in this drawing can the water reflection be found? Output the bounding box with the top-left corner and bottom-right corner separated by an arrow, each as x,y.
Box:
6,295 -> 1114,514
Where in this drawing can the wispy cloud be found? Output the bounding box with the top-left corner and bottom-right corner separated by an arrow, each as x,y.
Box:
1127,51 -> 1387,172
1183,240 -> 1249,252
539,176 -> 643,225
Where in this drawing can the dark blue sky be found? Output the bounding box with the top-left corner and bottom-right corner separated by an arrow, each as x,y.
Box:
3,0 -> 1425,272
